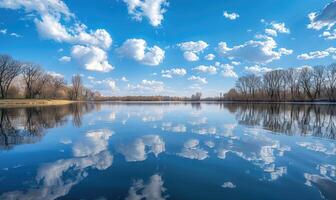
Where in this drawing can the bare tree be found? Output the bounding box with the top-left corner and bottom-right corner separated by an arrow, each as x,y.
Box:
70,74 -> 83,100
0,55 -> 22,98
312,65 -> 325,99
263,70 -> 283,101
225,65 -> 335,102
326,63 -> 336,101
48,75 -> 66,99
22,63 -> 45,99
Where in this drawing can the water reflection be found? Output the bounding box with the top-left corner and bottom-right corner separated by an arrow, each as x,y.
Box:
0,102 -> 335,200
117,135 -> 165,162
126,174 -> 167,200
0,129 -> 113,200
0,103 -> 97,149
224,103 -> 336,139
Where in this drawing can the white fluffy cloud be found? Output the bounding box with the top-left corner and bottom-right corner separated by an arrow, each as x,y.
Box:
126,174 -> 167,200
0,0 -> 114,72
0,29 -> 6,34
222,182 -> 236,189
178,139 -> 208,160
58,56 -> 71,63
178,40 -> 208,62
123,0 -> 168,27
121,76 -> 128,82
244,65 -> 273,75
88,77 -> 119,95
218,63 -> 238,78
217,36 -> 293,64
71,45 -> 113,72
265,28 -> 277,37
223,11 -> 239,20
264,21 -> 290,37
161,68 -> 186,78
188,75 -> 207,84
271,22 -> 290,34
127,80 -> 165,93
204,53 -> 215,61
118,135 -> 165,162
47,71 -> 64,78
308,1 -> 336,30
118,38 -> 165,66
192,65 -> 217,74
183,51 -> 199,61
297,47 -> 336,60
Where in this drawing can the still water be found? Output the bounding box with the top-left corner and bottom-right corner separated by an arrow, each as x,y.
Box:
0,103 -> 335,200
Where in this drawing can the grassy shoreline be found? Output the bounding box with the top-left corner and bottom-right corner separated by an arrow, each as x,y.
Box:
0,99 -> 75,108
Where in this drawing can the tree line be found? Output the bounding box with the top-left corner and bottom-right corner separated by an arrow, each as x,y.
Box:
0,54 -> 100,100
223,64 -> 336,102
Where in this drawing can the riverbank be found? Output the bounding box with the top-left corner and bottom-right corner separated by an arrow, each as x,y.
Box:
0,99 -> 75,108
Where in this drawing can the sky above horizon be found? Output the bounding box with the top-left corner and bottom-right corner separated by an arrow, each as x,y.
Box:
0,0 -> 336,97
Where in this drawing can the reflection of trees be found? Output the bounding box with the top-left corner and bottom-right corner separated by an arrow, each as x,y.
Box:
0,103 -> 98,149
191,102 -> 201,110
224,103 -> 336,139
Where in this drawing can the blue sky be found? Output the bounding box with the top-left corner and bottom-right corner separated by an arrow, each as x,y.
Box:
0,0 -> 335,97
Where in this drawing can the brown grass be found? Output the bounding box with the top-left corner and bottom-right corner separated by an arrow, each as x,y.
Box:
0,99 -> 75,108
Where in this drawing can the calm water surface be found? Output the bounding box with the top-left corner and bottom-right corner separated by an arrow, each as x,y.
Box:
0,103 -> 335,200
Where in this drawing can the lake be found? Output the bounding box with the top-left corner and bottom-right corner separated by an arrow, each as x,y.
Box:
0,102 -> 335,200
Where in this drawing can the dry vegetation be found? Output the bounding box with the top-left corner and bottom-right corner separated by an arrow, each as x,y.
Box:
223,64 -> 336,102
0,54 -> 101,104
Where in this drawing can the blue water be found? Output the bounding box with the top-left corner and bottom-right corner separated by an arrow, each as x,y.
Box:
0,103 -> 335,200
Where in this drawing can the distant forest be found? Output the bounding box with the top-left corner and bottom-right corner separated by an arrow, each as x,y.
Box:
223,65 -> 336,102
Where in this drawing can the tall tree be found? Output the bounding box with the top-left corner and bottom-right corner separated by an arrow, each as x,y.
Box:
71,74 -> 83,100
0,55 -> 22,98
22,63 -> 44,99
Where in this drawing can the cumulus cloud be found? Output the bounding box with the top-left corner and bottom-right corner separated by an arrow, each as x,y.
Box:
220,64 -> 238,78
188,75 -> 207,84
183,51 -> 199,61
0,0 -> 114,72
204,53 -> 215,61
161,68 -> 186,78
177,139 -> 208,160
71,45 -> 113,72
0,28 -> 7,34
223,11 -> 239,20
117,135 -> 165,162
126,174 -> 167,200
73,129 -> 113,157
118,38 -> 165,66
161,122 -> 187,133
222,182 -> 236,189
192,65 -> 217,74
123,0 -> 168,27
47,71 -> 64,78
244,65 -> 273,75
271,22 -> 290,34
264,21 -> 290,36
178,40 -> 208,62
217,36 -> 293,64
308,1 -> 336,30
297,47 -> 336,60
89,78 -> 119,94
58,56 -> 71,63
121,76 -> 128,82
265,28 -> 277,37
127,80 -> 165,93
